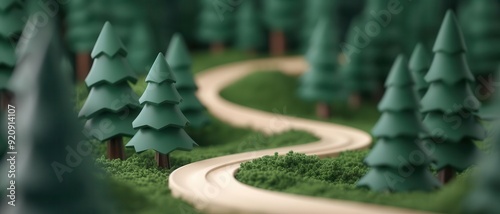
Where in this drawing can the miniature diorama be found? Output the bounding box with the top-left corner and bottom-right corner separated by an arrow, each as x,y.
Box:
1,0 -> 500,214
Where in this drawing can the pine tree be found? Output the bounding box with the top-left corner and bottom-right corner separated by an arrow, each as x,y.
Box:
0,17 -> 111,214
128,21 -> 156,75
198,0 -> 233,54
0,0 -> 23,105
126,53 -> 197,168
421,10 -> 486,183
302,0 -> 338,47
479,68 -> 500,120
409,43 -> 431,99
357,55 -> 440,192
299,19 -> 344,118
235,1 -> 265,52
166,33 -> 210,128
78,22 -> 141,160
264,0 -> 301,55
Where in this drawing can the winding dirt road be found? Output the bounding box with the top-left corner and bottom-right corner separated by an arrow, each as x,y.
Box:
169,57 -> 429,214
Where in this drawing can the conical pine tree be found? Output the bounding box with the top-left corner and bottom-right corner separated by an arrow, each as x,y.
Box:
357,55 -> 440,192
302,0 -> 338,48
409,43 -> 431,99
198,0 -> 233,53
166,33 -> 210,128
235,1 -> 265,52
0,17 -> 111,214
78,22 -> 141,160
126,53 -> 197,168
421,10 -> 486,184
299,18 -> 344,119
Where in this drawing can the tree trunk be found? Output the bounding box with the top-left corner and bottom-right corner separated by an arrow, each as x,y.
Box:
0,91 -> 12,110
438,167 -> 455,184
316,102 -> 331,119
107,137 -> 125,160
348,93 -> 361,110
270,30 -> 286,56
210,42 -> 225,54
156,152 -> 171,169
76,53 -> 91,82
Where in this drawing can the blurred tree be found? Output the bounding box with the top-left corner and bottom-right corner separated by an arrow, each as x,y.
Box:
299,19 -> 344,119
78,22 -> 141,160
127,53 -> 197,168
65,0 -> 105,81
166,33 -> 210,128
409,43 -> 431,99
235,0 -> 265,53
264,0 -> 301,55
357,55 -> 440,192
420,11 -> 486,184
409,0 -> 445,51
198,0 -> 234,54
0,15 -> 112,214
127,21 -> 156,75
302,0 -> 339,49
479,68 -> 500,120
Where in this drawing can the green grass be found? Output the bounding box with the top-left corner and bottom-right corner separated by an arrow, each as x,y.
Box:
76,51 -> 320,214
220,71 -> 380,132
236,152 -> 472,213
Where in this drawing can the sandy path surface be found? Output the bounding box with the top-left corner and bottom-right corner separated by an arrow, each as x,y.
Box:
169,57 -> 431,214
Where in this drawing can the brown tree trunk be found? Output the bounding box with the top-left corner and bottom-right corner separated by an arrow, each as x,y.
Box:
0,91 -> 12,110
348,93 -> 361,110
270,30 -> 285,56
210,42 -> 225,54
76,53 -> 91,82
107,137 -> 125,160
438,167 -> 455,184
156,152 -> 171,169
316,102 -> 331,119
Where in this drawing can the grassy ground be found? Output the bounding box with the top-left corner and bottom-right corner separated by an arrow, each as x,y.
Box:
76,51 -> 321,214
221,71 -> 473,213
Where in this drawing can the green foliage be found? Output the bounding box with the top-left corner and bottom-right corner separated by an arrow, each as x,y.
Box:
198,0 -> 234,44
64,0 -> 105,52
0,0 -> 23,91
220,71 -> 379,132
236,151 -> 473,213
235,1 -> 265,51
264,0 -> 301,31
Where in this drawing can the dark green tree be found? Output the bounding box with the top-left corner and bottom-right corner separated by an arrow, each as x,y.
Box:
0,0 -> 23,105
0,16 -> 111,214
78,22 -> 141,160
127,21 -> 156,75
264,0 -> 301,55
235,1 -> 265,52
166,33 -> 210,128
299,19 -> 344,119
302,0 -> 339,47
357,55 -> 440,192
341,16 -> 377,109
198,0 -> 233,54
126,53 -> 197,168
420,10 -> 486,184
409,0 -> 445,50
65,0 -> 106,81
479,68 -> 500,120
409,43 -> 431,99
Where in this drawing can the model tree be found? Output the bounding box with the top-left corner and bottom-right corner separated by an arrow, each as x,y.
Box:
409,43 -> 431,99
128,21 -> 156,75
341,17 -> 376,109
65,0 -> 105,81
235,1 -> 265,53
78,22 -> 141,160
0,17 -> 111,214
421,10 -> 486,184
357,55 -> 440,192
166,33 -> 210,128
198,0 -> 233,54
459,0 -> 500,99
0,0 -> 23,106
479,68 -> 500,120
299,19 -> 344,119
302,0 -> 338,47
264,0 -> 301,55
126,53 -> 197,169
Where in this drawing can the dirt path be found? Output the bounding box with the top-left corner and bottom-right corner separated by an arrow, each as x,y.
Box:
169,57 -> 430,214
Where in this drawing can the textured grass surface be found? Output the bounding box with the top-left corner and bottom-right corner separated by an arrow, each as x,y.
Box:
236,152 -> 472,213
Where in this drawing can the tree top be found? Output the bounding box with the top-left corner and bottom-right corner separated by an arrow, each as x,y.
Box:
166,33 -> 192,69
0,0 -> 21,11
91,22 -> 127,58
146,53 -> 176,84
433,10 -> 467,53
308,18 -> 336,48
409,43 -> 431,72
385,55 -> 413,87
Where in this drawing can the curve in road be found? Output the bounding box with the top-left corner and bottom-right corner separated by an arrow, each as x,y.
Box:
169,57 -> 430,214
